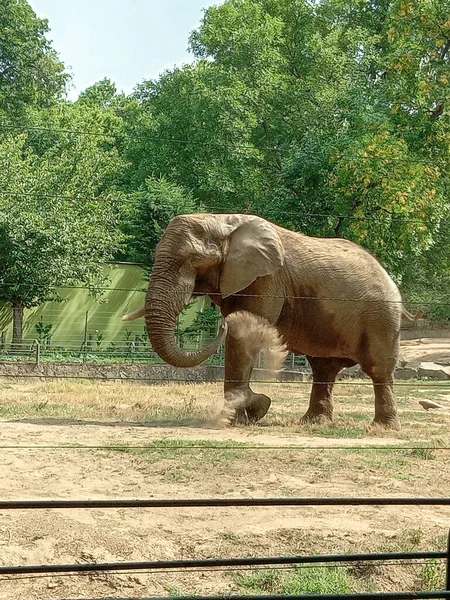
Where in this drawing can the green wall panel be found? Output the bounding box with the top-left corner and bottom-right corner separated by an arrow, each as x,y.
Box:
0,263 -> 205,349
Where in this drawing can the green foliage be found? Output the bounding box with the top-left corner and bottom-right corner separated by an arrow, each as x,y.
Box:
0,0 -> 68,120
35,320 -> 52,345
77,78 -> 118,109
122,176 -> 198,269
182,306 -> 221,341
0,102 -> 126,340
419,559 -> 446,591
120,0 -> 450,298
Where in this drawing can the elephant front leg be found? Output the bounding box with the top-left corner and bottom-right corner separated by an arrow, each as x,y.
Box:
220,335 -> 271,426
300,357 -> 354,424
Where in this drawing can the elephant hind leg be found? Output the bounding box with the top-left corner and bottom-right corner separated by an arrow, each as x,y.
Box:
359,342 -> 400,429
361,365 -> 399,430
300,357 -> 356,424
371,377 -> 399,430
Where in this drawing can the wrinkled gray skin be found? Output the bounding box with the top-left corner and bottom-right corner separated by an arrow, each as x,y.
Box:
124,213 -> 411,429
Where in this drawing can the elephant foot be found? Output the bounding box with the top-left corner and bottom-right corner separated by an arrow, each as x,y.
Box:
231,394 -> 271,426
246,394 -> 271,424
299,411 -> 333,426
219,391 -> 272,427
370,416 -> 401,431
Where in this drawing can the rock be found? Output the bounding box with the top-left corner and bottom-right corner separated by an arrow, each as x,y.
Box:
338,365 -> 366,379
394,367 -> 418,380
277,370 -> 307,382
418,362 -> 450,380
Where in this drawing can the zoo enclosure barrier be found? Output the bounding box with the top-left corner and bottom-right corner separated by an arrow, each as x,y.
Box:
0,335 -> 308,370
1,496 -> 450,599
0,286 -> 438,366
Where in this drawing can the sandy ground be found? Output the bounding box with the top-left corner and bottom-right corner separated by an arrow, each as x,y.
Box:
400,337 -> 450,366
1,340 -> 450,600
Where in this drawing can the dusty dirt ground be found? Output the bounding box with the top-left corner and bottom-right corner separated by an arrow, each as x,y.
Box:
400,337 -> 450,367
1,339 -> 450,600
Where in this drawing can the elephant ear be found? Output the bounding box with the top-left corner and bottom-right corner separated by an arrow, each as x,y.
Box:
220,216 -> 285,298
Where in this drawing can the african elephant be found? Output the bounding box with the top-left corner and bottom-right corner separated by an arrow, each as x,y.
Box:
123,213 -> 413,430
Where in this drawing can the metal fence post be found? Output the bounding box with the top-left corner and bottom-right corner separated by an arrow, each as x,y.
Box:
81,310 -> 89,363
446,528 -> 450,591
35,341 -> 40,366
87,333 -> 94,352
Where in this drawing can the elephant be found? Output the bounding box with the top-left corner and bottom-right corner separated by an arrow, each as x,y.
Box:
123,213 -> 418,430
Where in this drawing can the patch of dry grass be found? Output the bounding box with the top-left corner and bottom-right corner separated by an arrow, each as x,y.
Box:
0,379 -> 224,424
2,377 -> 450,599
1,377 -> 450,440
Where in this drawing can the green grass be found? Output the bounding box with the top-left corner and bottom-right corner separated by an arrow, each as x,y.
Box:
235,566 -> 357,595
307,424 -> 365,439
107,439 -> 253,483
166,586 -> 197,597
419,559 -> 446,591
0,401 -> 74,419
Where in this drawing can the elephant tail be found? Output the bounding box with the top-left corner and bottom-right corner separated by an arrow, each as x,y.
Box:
402,307 -> 426,322
122,306 -> 145,321
225,311 -> 288,377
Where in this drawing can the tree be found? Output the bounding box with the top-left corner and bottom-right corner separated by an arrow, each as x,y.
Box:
0,0 -> 68,121
0,106 -> 125,347
123,0 -> 450,296
122,177 -> 198,270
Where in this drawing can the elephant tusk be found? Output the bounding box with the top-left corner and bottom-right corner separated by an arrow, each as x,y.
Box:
122,306 -> 145,321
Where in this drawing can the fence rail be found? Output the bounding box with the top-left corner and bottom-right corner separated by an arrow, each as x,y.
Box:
0,549 -> 447,577
2,496 -> 450,598
59,594 -> 450,600
2,496 -> 450,509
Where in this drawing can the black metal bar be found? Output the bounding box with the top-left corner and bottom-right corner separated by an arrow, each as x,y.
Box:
0,445 -> 448,451
0,550 -> 445,576
59,592 -> 450,600
0,497 -> 450,510
446,528 -> 450,591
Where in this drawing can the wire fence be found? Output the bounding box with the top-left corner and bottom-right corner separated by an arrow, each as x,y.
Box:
1,496 -> 450,598
0,282 -> 446,373
3,104 -> 450,600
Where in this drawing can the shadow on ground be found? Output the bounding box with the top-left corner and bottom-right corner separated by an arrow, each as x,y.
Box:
9,416 -> 224,429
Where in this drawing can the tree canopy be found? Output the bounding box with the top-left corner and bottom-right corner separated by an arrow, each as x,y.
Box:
2,0 -> 450,334
0,0 -> 68,121
0,103 -> 125,343
122,0 -> 450,290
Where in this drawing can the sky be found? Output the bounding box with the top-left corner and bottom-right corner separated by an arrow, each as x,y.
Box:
28,0 -> 221,100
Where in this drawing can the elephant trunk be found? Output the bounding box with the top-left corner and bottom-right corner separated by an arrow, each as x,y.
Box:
145,261 -> 226,368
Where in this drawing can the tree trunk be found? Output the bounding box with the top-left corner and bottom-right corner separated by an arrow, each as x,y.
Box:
12,297 -> 24,353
